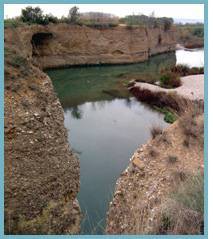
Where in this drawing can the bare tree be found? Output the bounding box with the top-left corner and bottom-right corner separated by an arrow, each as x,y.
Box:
68,6 -> 79,24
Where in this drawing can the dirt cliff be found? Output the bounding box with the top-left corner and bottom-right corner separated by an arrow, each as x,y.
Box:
4,28 -> 81,234
106,112 -> 204,234
5,23 -> 176,69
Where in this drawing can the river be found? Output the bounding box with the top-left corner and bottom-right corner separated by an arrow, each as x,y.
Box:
46,48 -> 204,234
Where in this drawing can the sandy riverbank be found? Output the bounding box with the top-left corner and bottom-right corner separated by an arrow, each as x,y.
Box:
134,74 -> 204,101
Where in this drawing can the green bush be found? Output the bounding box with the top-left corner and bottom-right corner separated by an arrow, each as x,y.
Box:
160,72 -> 181,88
121,14 -> 173,30
4,18 -> 25,28
168,155 -> 178,163
21,6 -> 58,25
164,111 -> 177,123
192,27 -> 204,38
162,64 -> 204,76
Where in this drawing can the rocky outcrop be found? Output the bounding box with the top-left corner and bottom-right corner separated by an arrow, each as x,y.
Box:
4,29 -> 81,234
5,23 -> 176,69
106,113 -> 204,234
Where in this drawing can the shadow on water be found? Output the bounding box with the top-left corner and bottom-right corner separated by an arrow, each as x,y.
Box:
46,52 -> 178,234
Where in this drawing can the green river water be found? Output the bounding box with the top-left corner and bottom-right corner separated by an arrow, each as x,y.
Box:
46,49 -> 204,234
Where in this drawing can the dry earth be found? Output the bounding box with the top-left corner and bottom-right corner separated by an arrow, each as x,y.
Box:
106,113 -> 204,234
134,74 -> 204,101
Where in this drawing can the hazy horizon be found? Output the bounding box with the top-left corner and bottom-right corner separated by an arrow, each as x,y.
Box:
4,4 -> 204,23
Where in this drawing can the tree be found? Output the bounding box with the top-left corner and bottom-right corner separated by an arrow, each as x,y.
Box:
21,6 -> 58,25
21,6 -> 44,24
68,6 -> 79,24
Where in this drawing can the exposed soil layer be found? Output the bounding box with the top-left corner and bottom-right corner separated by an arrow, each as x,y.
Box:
5,24 -> 176,69
4,31 -> 81,234
106,113 -> 204,234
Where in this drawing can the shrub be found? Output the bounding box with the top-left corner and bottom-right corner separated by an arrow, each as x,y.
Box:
164,111 -> 177,124
79,11 -> 119,27
159,198 -> 203,234
160,132 -> 170,144
171,64 -> 190,76
170,64 -> 204,76
190,66 -> 204,75
151,126 -> 162,139
21,7 -> 44,24
121,14 -> 173,30
160,72 -> 181,88
45,14 -> 58,24
149,148 -> 158,157
21,6 -> 58,25
179,106 -> 204,148
4,18 -> 25,28
130,87 -> 187,114
168,155 -> 178,163
192,27 -> 204,38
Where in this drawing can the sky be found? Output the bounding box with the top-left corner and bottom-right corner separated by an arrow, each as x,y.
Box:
4,4 -> 204,22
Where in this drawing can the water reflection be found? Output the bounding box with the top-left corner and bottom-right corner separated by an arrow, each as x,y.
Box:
63,98 -> 168,234
47,52 -> 176,108
47,49 -> 204,234
70,106 -> 83,119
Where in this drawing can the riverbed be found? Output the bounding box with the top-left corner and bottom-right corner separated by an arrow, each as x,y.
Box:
47,48 -> 204,234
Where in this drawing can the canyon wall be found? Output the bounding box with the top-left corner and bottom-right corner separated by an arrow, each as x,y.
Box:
5,23 -> 176,69
4,26 -> 81,234
106,114 -> 204,234
4,23 -> 176,234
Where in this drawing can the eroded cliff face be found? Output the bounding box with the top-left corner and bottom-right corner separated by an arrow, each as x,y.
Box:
5,23 -> 176,69
4,27 -> 81,234
106,114 -> 204,234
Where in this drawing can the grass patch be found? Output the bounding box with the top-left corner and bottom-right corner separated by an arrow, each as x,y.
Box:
153,106 -> 177,124
157,172 -> 204,234
4,18 -> 26,28
160,72 -> 181,89
171,173 -> 204,214
169,64 -> 204,76
164,111 -> 177,123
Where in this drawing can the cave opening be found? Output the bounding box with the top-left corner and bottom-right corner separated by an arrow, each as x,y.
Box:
31,32 -> 53,56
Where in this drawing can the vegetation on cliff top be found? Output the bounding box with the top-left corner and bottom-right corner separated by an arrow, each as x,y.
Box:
4,6 -> 173,31
119,14 -> 173,31
176,23 -> 204,48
